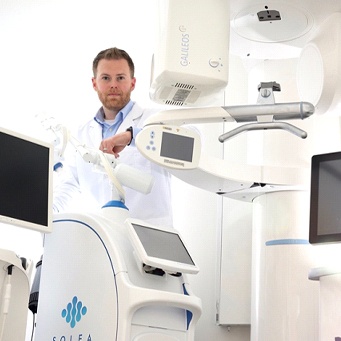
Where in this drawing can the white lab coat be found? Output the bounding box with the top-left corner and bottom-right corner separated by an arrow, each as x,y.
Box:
53,103 -> 173,227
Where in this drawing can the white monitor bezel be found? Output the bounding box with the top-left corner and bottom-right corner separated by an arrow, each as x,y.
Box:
136,124 -> 201,170
0,126 -> 54,233
124,218 -> 199,274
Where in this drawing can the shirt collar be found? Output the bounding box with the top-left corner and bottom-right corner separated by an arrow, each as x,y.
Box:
94,100 -> 135,125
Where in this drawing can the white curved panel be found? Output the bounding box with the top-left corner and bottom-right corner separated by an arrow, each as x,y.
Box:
297,13 -> 341,115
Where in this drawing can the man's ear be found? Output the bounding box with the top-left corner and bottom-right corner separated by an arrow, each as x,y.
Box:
131,77 -> 136,91
91,77 -> 97,90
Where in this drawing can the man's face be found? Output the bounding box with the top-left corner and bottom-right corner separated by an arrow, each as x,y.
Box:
92,58 -> 136,115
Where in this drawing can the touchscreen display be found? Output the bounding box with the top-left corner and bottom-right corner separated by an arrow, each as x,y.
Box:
132,223 -> 195,265
160,132 -> 194,162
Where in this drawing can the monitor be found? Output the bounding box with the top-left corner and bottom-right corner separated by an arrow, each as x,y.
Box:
135,124 -> 201,170
0,127 -> 53,233
309,151 -> 341,244
125,218 -> 199,274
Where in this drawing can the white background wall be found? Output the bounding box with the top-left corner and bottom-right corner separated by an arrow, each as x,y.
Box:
0,1 -> 251,340
0,0 -> 158,254
0,1 -> 155,255
0,0 -> 161,123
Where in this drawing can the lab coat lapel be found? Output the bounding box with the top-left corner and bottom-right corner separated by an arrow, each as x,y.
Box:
116,103 -> 143,134
87,119 -> 103,147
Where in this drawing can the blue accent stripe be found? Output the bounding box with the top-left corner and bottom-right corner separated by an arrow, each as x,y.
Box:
265,238 -> 309,246
182,283 -> 193,330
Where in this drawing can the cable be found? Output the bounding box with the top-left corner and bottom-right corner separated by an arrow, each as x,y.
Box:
0,265 -> 13,340
30,313 -> 36,341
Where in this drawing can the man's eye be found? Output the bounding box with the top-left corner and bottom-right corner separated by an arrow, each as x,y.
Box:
102,76 -> 110,81
117,76 -> 125,81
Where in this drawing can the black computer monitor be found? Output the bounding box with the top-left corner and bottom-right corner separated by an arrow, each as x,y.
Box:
309,151 -> 341,244
0,127 -> 53,233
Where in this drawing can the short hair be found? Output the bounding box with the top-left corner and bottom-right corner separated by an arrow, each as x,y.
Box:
92,47 -> 135,78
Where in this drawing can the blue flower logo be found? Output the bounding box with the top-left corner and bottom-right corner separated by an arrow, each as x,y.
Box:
61,296 -> 87,328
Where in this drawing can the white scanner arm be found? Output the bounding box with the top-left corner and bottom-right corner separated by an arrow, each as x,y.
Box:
144,101 -> 314,139
39,116 -> 154,202
144,82 -> 314,141
138,82 -> 315,200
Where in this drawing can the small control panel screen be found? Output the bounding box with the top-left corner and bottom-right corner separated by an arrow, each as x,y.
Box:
160,132 -> 194,162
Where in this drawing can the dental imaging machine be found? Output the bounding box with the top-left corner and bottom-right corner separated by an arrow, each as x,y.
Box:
0,97 -> 314,341
0,0 -> 318,339
36,5 -> 315,341
0,121 -> 202,340
145,0 -> 315,199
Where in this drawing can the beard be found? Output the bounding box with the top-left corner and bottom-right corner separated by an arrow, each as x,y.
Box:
97,90 -> 131,112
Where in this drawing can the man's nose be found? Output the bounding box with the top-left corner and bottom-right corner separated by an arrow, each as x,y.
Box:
110,80 -> 119,88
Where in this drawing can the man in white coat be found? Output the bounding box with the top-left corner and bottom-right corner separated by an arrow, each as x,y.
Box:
53,47 -> 173,227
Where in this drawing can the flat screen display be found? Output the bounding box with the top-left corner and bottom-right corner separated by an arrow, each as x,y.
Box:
132,223 -> 195,265
160,132 -> 194,162
125,218 -> 199,274
309,151 -> 341,244
0,128 -> 53,233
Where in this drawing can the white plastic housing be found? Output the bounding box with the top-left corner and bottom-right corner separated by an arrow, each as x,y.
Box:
297,13 -> 341,115
150,0 -> 230,106
136,124 -> 201,170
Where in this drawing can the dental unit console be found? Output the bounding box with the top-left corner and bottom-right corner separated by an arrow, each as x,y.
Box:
33,116 -> 202,341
